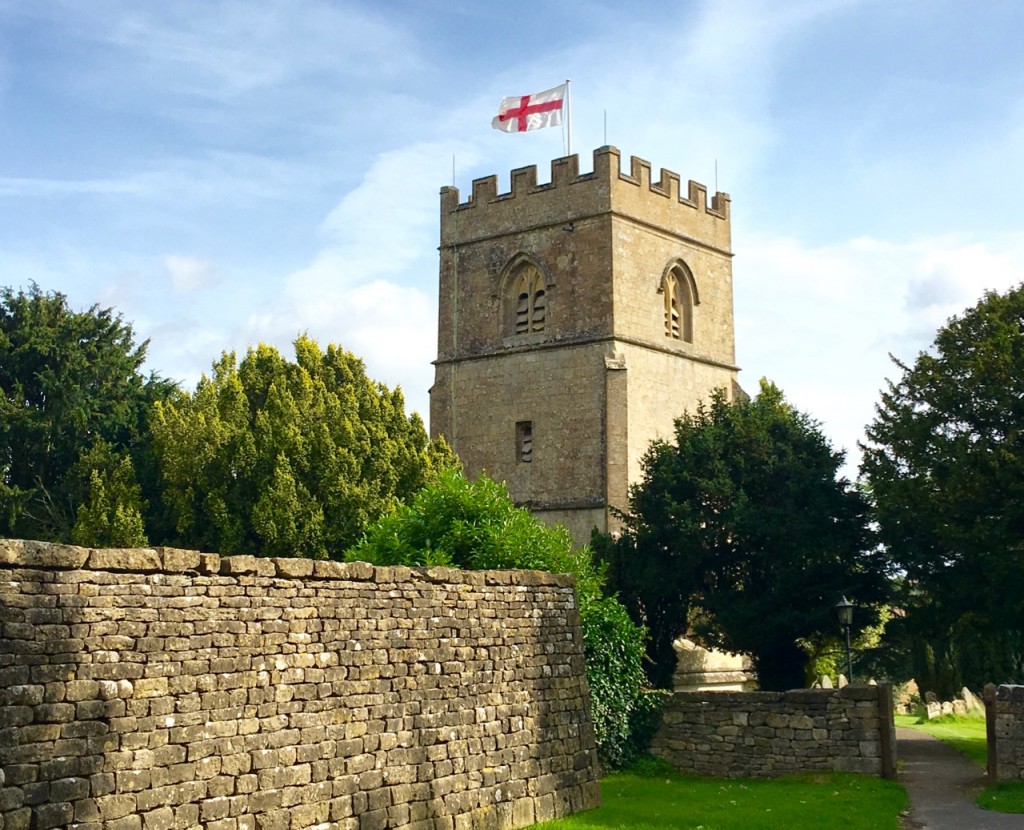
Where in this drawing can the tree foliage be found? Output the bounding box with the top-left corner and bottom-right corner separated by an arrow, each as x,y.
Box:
348,470 -> 653,768
862,285 -> 1024,694
0,284 -> 167,541
150,336 -> 452,557
71,443 -> 148,548
605,381 -> 889,691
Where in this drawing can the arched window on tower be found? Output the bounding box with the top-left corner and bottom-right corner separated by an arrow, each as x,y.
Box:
662,263 -> 697,343
510,263 -> 547,335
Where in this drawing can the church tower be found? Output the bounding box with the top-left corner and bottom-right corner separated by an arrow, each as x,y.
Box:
430,146 -> 740,544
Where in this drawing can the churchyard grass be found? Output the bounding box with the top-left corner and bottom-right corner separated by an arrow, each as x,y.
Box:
894,712 -> 987,766
895,712 -> 1024,812
977,783 -> 1024,813
535,757 -> 908,830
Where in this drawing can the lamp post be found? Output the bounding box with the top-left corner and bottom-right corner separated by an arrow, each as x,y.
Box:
835,597 -> 854,685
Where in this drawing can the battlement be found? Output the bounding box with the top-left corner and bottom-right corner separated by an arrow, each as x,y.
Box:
440,147 -> 730,238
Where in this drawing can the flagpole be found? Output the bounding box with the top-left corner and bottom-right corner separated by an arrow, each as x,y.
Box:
565,79 -> 572,156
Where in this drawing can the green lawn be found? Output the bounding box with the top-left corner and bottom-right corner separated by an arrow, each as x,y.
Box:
895,712 -> 1024,813
894,712 -> 988,766
535,758 -> 908,830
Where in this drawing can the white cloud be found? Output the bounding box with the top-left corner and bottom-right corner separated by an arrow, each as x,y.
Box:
0,177 -> 142,197
286,141 -> 478,297
164,255 -> 214,295
17,0 -> 422,101
735,232 -> 1024,475
212,142 -> 481,419
0,152 -> 322,205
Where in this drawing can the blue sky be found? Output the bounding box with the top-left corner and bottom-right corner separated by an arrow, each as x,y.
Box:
3,0 -> 1023,477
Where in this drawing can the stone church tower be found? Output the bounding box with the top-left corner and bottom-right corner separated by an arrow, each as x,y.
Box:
430,146 -> 740,544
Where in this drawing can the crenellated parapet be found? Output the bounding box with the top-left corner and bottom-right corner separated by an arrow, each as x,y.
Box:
441,146 -> 731,251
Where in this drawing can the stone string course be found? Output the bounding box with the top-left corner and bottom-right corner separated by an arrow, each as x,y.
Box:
650,685 -> 897,779
0,540 -> 600,830
987,684 -> 1024,782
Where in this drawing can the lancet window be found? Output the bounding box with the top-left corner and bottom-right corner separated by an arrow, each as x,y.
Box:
663,264 -> 696,343
512,265 -> 547,335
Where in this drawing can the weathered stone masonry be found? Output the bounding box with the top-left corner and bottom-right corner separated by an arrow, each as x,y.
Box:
650,685 -> 897,779
0,540 -> 600,830
985,683 -> 1024,782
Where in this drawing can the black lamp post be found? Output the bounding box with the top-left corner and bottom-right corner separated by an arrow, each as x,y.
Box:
835,597 -> 854,684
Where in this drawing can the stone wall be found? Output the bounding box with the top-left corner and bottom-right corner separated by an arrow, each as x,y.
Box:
650,685 -> 896,779
985,683 -> 1024,782
0,540 -> 600,830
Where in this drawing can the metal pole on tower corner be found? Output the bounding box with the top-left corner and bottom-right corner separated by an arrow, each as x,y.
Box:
565,79 -> 572,156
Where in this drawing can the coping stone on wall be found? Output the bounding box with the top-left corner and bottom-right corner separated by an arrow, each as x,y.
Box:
0,539 -> 579,590
997,685 -> 1024,704
0,538 -> 89,568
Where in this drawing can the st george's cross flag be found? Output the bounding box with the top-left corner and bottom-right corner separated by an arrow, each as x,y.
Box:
492,84 -> 567,133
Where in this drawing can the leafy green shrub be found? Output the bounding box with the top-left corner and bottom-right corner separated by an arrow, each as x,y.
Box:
579,596 -> 664,769
346,470 -> 652,768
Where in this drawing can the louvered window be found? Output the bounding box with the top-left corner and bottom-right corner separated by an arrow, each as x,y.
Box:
512,267 -> 546,335
663,268 -> 694,343
517,421 -> 533,463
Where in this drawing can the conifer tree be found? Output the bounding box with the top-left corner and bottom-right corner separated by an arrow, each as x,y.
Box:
863,284 -> 1024,693
151,336 -> 453,557
0,284 -> 168,542
605,381 -> 889,691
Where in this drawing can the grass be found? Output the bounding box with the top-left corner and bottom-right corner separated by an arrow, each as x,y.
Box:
977,782 -> 1024,813
894,712 -> 988,766
895,711 -> 1024,813
535,756 -> 908,830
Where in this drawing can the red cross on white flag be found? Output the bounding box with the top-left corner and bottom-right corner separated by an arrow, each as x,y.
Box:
491,84 -> 567,133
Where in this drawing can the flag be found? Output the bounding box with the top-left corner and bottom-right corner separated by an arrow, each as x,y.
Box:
492,83 -> 566,133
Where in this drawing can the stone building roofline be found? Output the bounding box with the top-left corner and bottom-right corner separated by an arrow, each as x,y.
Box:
440,146 -> 730,222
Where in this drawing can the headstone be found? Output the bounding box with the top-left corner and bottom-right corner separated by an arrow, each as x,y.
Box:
926,701 -> 941,719
837,674 -> 848,688
941,701 -> 954,715
820,675 -> 833,689
924,691 -> 939,704
952,699 -> 967,715
961,687 -> 984,714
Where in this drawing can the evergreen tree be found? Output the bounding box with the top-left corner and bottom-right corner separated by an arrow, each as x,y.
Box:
0,284 -> 169,542
605,381 -> 889,691
863,284 -> 1024,693
150,336 -> 453,557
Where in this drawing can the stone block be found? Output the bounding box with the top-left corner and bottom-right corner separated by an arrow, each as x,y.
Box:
158,549 -> 202,573
337,560 -> 374,581
107,815 -> 143,830
273,558 -> 314,579
28,802 -> 73,830
97,794 -> 138,820
0,539 -> 89,569
253,810 -> 290,830
87,549 -> 161,571
313,560 -> 350,580
219,555 -> 258,575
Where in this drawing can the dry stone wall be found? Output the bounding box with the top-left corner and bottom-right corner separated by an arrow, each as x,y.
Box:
0,540 -> 600,830
986,684 -> 1024,782
650,685 -> 896,779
